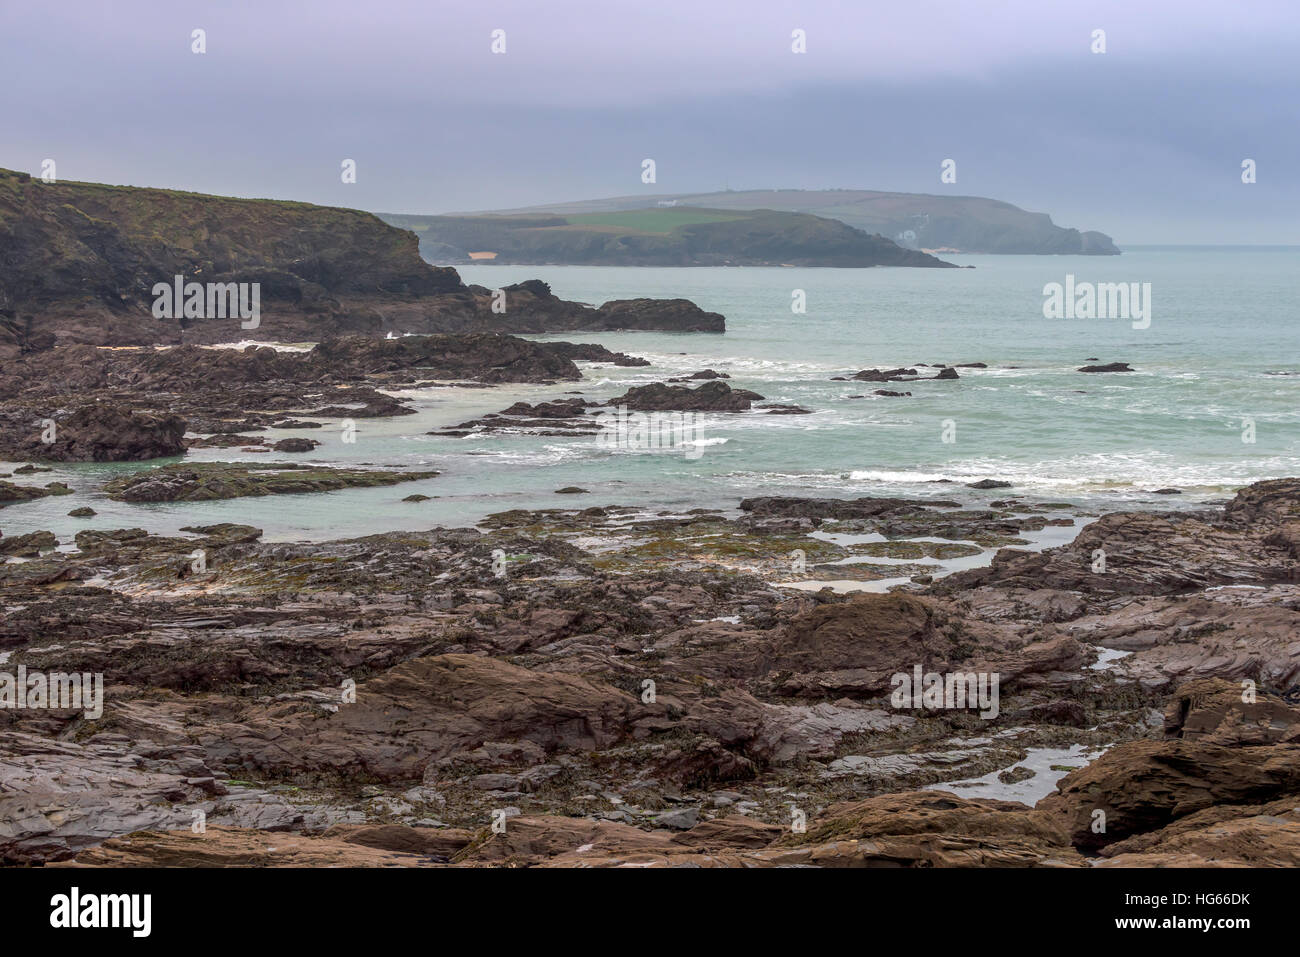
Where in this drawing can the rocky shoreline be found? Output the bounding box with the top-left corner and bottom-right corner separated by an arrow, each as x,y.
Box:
3,456 -> 1299,865
1,323 -> 1296,868
0,334 -> 652,463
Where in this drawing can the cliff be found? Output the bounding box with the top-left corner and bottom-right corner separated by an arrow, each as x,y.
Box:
0,169 -> 722,348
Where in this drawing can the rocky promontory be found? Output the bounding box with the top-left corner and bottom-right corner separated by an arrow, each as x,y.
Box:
0,169 -> 726,350
0,334 -> 652,462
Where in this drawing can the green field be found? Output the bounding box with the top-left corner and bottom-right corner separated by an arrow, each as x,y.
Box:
564,207 -> 753,234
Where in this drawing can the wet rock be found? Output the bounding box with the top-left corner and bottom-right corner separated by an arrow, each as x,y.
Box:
0,531 -> 57,556
654,807 -> 699,830
4,404 -> 186,463
770,593 -> 965,696
593,299 -> 725,333
201,654 -> 642,783
178,523 -> 264,544
188,433 -> 266,449
1042,737 -> 1300,852
0,732 -> 225,863
606,381 -> 763,413
739,496 -> 959,522
103,463 -> 439,502
1096,799 -> 1300,866
271,437 -> 320,453
0,481 -> 60,508
667,369 -> 729,381
1077,362 -> 1133,373
1163,677 -> 1300,746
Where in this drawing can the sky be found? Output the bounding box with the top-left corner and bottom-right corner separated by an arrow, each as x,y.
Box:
3,0 -> 1298,244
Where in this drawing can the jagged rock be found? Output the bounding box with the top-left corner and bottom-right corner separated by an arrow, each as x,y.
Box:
10,404 -> 185,462
0,531 -> 57,556
1163,677 -> 1300,746
200,654 -> 642,783
1060,740 -> 1300,852
271,437 -> 320,453
606,381 -> 763,412
0,732 -> 222,863
1096,799 -> 1300,866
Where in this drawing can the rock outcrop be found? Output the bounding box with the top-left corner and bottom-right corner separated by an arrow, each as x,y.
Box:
5,403 -> 186,462
0,334 -> 649,462
0,168 -> 727,347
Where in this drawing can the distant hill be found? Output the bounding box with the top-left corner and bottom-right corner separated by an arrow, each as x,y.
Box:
379,206 -> 957,267
438,189 -> 1120,256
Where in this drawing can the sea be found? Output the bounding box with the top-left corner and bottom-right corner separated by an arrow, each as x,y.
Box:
8,247 -> 1299,543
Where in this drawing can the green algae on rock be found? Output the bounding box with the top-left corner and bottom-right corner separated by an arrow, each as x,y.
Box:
102,463 -> 440,502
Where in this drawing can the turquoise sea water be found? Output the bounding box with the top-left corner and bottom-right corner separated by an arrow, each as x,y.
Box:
7,248 -> 1300,543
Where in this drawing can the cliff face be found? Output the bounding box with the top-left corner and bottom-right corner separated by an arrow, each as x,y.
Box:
0,168 -> 465,345
0,170 -> 724,347
382,207 -> 957,267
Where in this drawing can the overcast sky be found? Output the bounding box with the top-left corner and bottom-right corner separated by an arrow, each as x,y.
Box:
4,0 -> 1297,244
